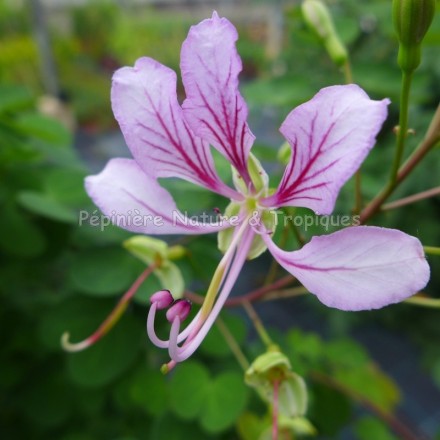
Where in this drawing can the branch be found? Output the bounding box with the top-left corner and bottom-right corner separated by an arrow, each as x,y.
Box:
311,371 -> 428,440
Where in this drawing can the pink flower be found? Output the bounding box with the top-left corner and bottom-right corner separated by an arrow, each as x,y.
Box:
86,12 -> 430,367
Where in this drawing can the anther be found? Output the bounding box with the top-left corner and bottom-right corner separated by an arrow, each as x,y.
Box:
166,299 -> 192,322
150,290 -> 174,310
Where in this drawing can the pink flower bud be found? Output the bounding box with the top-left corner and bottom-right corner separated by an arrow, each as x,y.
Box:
166,299 -> 192,322
150,290 -> 174,310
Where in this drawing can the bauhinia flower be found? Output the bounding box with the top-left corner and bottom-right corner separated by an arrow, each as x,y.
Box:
85,12 -> 430,370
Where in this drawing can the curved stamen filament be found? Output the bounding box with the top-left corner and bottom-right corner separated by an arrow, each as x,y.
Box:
147,306 -> 202,348
168,225 -> 255,362
62,265 -> 155,352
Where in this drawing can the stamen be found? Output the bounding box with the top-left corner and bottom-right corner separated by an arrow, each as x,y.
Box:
166,299 -> 192,322
170,225 -> 255,362
150,289 -> 174,309
168,316 -> 181,361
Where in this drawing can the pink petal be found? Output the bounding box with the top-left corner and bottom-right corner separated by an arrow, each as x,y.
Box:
85,158 -> 230,235
111,57 -> 237,199
264,226 -> 430,311
262,85 -> 390,214
180,12 -> 255,182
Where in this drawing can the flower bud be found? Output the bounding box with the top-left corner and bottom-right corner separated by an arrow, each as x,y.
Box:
392,0 -> 436,72
166,299 -> 191,322
302,0 -> 348,66
150,289 -> 174,310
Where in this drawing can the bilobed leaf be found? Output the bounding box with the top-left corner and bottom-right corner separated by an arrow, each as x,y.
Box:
169,361 -> 210,420
200,371 -> 248,433
129,369 -> 168,416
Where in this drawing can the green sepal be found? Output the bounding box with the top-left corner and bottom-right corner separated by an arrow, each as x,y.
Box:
245,350 -> 308,417
259,416 -> 316,439
277,142 -> 291,166
233,153 -> 269,195
217,202 -> 277,260
217,201 -> 241,255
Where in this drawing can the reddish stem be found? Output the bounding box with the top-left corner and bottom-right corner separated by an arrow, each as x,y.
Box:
184,275 -> 296,308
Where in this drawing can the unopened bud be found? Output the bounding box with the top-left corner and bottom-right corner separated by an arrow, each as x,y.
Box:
150,289 -> 174,310
393,0 -> 436,72
166,245 -> 186,260
166,299 -> 191,322
302,0 -> 348,66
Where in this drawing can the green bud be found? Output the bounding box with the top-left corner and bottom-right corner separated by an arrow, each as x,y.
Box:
277,141 -> 291,166
124,236 -> 185,297
392,0 -> 436,72
166,245 -> 186,260
233,153 -> 269,195
245,350 -> 308,418
302,0 -> 348,66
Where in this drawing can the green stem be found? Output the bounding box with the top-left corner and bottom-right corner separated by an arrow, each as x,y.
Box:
343,59 -> 353,84
360,130 -> 439,224
404,296 -> 440,308
390,71 -> 413,185
423,246 -> 440,256
243,300 -> 273,348
216,316 -> 250,371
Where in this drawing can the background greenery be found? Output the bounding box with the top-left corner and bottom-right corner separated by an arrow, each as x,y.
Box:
1,0 -> 439,439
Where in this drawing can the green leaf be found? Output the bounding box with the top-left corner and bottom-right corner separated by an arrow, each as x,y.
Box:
333,364 -> 400,414
237,412 -> 268,440
17,190 -> 78,223
20,373 -> 72,428
310,383 -> 352,436
0,85 -> 33,113
67,314 -> 142,387
43,167 -> 89,206
15,112 -> 72,146
355,416 -> 397,440
169,361 -> 210,420
129,368 -> 168,416
200,371 -> 248,433
69,247 -> 140,296
0,202 -> 46,257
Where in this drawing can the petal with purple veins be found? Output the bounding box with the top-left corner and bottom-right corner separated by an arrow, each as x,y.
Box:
180,12 -> 255,183
85,158 -> 231,235
262,85 -> 389,214
111,57 -> 238,199
263,226 -> 430,311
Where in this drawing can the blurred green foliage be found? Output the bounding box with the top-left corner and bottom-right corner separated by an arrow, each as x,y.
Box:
1,0 -> 439,439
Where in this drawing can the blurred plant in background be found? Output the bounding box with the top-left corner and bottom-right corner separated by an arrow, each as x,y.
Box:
1,0 -> 440,439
